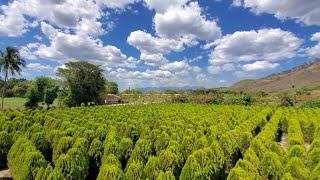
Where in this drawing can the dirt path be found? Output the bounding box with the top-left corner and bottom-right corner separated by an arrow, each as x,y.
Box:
0,169 -> 13,180
277,133 -> 288,152
305,142 -> 311,151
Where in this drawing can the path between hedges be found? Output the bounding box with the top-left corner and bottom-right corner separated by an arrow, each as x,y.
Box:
0,169 -> 13,180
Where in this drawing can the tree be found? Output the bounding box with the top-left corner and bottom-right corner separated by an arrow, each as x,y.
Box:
25,76 -> 59,109
0,47 -> 26,110
106,81 -> 119,94
57,61 -> 106,106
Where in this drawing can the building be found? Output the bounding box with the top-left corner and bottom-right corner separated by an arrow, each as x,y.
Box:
105,94 -> 121,104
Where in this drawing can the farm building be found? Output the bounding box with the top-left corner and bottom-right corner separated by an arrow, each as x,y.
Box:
105,94 -> 121,104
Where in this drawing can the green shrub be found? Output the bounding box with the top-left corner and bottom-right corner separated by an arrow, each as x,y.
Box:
97,164 -> 125,180
52,136 -> 74,163
0,131 -> 13,168
125,161 -> 143,180
143,156 -> 160,180
180,147 -> 224,179
284,157 -> 310,180
156,170 -> 175,180
7,138 -> 47,180
260,151 -> 284,179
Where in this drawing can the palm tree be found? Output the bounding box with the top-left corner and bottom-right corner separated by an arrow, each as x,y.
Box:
0,47 -> 26,110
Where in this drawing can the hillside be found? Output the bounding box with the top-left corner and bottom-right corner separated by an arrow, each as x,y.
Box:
231,60 -> 320,92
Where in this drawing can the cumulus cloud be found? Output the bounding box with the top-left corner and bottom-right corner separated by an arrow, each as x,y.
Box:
242,61 -> 279,71
154,2 -> 221,41
95,0 -> 138,9
222,63 -> 236,72
140,53 -> 168,66
107,68 -> 195,89
0,0 -> 105,37
233,0 -> 320,26
27,22 -> 139,69
143,0 -> 189,13
207,66 -> 221,74
127,30 -> 184,54
306,32 -> 320,57
128,30 -> 186,66
20,43 -> 40,60
196,73 -> 208,83
27,63 -> 52,71
160,61 -> 190,71
210,28 -> 302,65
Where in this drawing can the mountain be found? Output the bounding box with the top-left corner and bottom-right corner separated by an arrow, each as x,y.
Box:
231,60 -> 320,93
134,86 -> 202,92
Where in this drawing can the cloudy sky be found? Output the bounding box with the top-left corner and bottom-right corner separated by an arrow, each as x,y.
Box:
0,0 -> 320,90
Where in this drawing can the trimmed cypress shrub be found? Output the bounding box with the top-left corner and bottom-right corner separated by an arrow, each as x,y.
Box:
0,131 -> 13,168
7,138 -> 47,180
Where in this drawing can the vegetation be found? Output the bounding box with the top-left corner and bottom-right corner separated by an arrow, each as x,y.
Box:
0,47 -> 26,110
57,61 -> 106,107
106,82 -> 119,94
25,76 -> 59,109
1,103 -> 320,179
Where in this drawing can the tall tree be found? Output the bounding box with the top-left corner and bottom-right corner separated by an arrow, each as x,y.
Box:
57,61 -> 106,106
0,47 -> 26,110
105,81 -> 119,94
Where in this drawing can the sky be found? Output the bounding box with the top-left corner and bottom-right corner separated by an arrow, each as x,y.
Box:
0,0 -> 320,90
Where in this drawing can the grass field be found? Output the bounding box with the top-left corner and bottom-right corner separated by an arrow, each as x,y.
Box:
1,97 -> 27,110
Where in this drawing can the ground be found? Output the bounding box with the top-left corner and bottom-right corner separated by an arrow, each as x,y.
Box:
1,97 -> 27,110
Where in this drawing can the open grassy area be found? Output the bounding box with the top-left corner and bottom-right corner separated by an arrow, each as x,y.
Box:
1,97 -> 27,110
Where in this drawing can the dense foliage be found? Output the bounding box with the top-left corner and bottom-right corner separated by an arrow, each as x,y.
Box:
57,61 -> 106,107
0,103 -> 319,179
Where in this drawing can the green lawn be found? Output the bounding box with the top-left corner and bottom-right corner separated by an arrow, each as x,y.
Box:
1,97 -> 27,110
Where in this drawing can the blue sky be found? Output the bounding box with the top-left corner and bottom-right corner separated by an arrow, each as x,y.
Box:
0,0 -> 319,90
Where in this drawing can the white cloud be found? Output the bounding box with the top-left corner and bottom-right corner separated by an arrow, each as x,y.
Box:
242,61 -> 279,71
140,53 -> 168,66
306,32 -> 320,57
210,28 -> 302,65
107,68 -> 195,89
160,61 -> 190,71
27,63 -> 52,71
127,30 -> 184,54
31,22 -> 139,68
196,73 -> 208,83
207,66 -> 221,74
233,0 -> 320,26
154,2 -> 221,41
33,35 -> 43,41
20,43 -> 40,60
128,30 -> 185,66
192,66 -> 202,73
219,79 -> 227,83
96,0 -> 138,9
143,0 -> 189,13
76,18 -> 106,37
0,0 -> 131,37
0,1 -> 28,36
0,0 -> 105,37
222,63 -> 236,72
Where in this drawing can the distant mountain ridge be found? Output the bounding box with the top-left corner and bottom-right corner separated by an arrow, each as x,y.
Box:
134,86 -> 201,92
231,59 -> 320,92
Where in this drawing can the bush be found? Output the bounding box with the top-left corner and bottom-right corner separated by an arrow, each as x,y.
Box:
143,156 -> 160,179
260,151 -> 284,179
180,147 -> 224,179
97,164 -> 125,180
284,157 -> 310,180
125,161 -> 143,180
7,138 -> 47,180
195,95 -> 214,104
0,131 -> 13,168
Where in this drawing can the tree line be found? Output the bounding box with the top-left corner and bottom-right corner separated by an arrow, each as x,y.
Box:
0,46 -> 119,110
